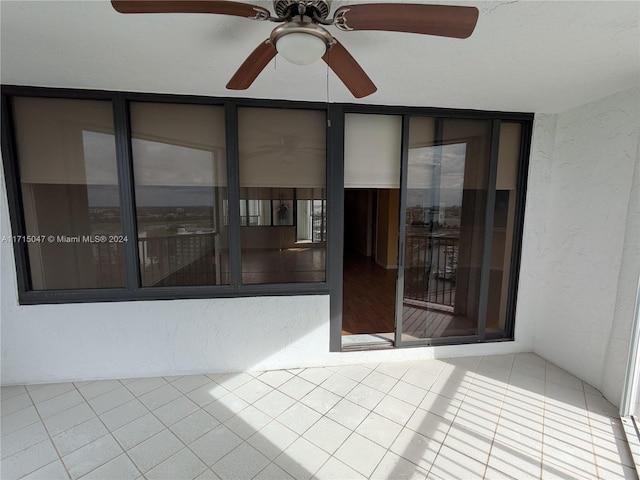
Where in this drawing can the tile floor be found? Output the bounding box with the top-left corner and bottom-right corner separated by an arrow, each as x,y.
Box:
1,353 -> 638,480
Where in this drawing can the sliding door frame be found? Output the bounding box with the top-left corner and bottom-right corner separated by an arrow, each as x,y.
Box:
332,104 -> 533,351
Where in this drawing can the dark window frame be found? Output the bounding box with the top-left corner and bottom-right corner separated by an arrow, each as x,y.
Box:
1,85 -> 532,352
328,106 -> 533,351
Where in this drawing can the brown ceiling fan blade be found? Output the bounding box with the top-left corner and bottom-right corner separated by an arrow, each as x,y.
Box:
111,1 -> 266,19
335,4 -> 479,39
226,40 -> 277,90
322,40 -> 376,98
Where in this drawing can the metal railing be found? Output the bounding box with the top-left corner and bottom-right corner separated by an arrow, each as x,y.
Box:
91,242 -> 125,288
91,230 -> 456,297
404,229 -> 459,308
89,233 -> 222,287
138,233 -> 220,287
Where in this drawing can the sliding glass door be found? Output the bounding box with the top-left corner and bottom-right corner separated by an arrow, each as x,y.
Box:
392,115 -> 526,346
397,117 -> 492,342
337,108 -> 529,349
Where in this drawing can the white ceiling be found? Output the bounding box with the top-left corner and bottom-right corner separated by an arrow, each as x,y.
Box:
1,0 -> 638,113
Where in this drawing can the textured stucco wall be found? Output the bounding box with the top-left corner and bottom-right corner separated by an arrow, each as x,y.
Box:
513,113 -> 557,351
528,87 -> 640,405
7,90 -> 638,386
602,115 -> 640,406
0,159 -> 529,385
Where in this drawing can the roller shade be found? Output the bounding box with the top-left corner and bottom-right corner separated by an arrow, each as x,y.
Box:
344,113 -> 402,188
496,122 -> 521,190
13,97 -> 118,185
131,103 -> 226,187
238,107 -> 326,189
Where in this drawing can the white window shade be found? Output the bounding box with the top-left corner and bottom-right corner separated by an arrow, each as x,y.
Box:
131,103 -> 226,187
496,122 -> 521,190
131,138 -> 225,187
238,107 -> 326,188
344,113 -> 402,188
407,116 -> 436,190
13,97 -> 117,185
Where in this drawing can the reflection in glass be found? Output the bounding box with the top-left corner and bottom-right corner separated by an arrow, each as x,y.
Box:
13,97 -> 125,290
402,117 -> 491,340
238,107 -> 326,284
131,102 -> 228,287
486,122 -> 522,332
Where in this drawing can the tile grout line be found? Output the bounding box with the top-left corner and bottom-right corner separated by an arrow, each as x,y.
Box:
247,364 -> 399,479
421,359 -> 466,480
1,383 -> 83,440
69,377 -> 204,478
416,358 -> 474,478
582,379 -> 602,479
204,367 -> 335,480
139,368 -> 333,479
430,356 -> 483,478
76,374 -> 239,478
115,375 -> 231,478
481,354 -> 517,480
266,365 -> 384,479
540,357 -> 548,480
6,356 -> 615,480
303,365 -> 402,478
0,387 -> 68,458
21,385 -> 73,480
66,378 -> 145,480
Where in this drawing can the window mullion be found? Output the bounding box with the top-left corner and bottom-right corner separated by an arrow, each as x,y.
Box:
476,118 -> 501,340
225,101 -> 242,289
1,95 -> 31,295
113,95 -> 141,292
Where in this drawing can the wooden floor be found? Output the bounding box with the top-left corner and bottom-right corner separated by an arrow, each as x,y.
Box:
342,253 -> 397,335
402,305 -> 476,339
342,252 -> 477,338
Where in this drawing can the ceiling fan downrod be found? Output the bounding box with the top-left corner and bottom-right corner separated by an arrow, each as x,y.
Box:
273,0 -> 332,23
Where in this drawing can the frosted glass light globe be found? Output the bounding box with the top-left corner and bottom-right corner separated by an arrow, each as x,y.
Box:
276,32 -> 327,65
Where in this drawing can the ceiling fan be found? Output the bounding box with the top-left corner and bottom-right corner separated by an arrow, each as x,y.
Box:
111,0 -> 479,98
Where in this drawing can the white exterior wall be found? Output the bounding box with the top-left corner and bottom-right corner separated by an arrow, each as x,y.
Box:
0,159 -> 530,386
3,89 -> 638,389
528,87 -> 640,406
512,113 -> 557,352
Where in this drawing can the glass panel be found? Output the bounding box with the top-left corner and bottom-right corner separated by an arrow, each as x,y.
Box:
130,102 -> 228,287
238,107 -> 326,284
342,113 -> 402,338
12,97 -> 125,290
402,117 -> 491,340
486,122 -> 522,332
296,188 -> 326,243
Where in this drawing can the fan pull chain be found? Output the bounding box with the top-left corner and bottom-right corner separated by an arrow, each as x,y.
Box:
326,60 -> 330,103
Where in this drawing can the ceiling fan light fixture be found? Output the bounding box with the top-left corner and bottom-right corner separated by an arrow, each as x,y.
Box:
276,32 -> 326,65
270,21 -> 332,65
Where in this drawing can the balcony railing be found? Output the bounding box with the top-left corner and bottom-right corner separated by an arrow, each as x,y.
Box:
139,233 -> 221,287
404,230 -> 458,308
90,233 -> 222,288
91,242 -> 126,287
90,230 -> 457,299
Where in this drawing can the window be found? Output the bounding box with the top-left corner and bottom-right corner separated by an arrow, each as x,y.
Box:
237,107 -> 327,284
130,102 -> 228,287
401,117 -> 492,339
297,195 -> 326,243
4,86 -> 530,349
11,97 -> 125,290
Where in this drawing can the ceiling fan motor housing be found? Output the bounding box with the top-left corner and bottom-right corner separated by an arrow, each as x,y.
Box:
273,0 -> 331,21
